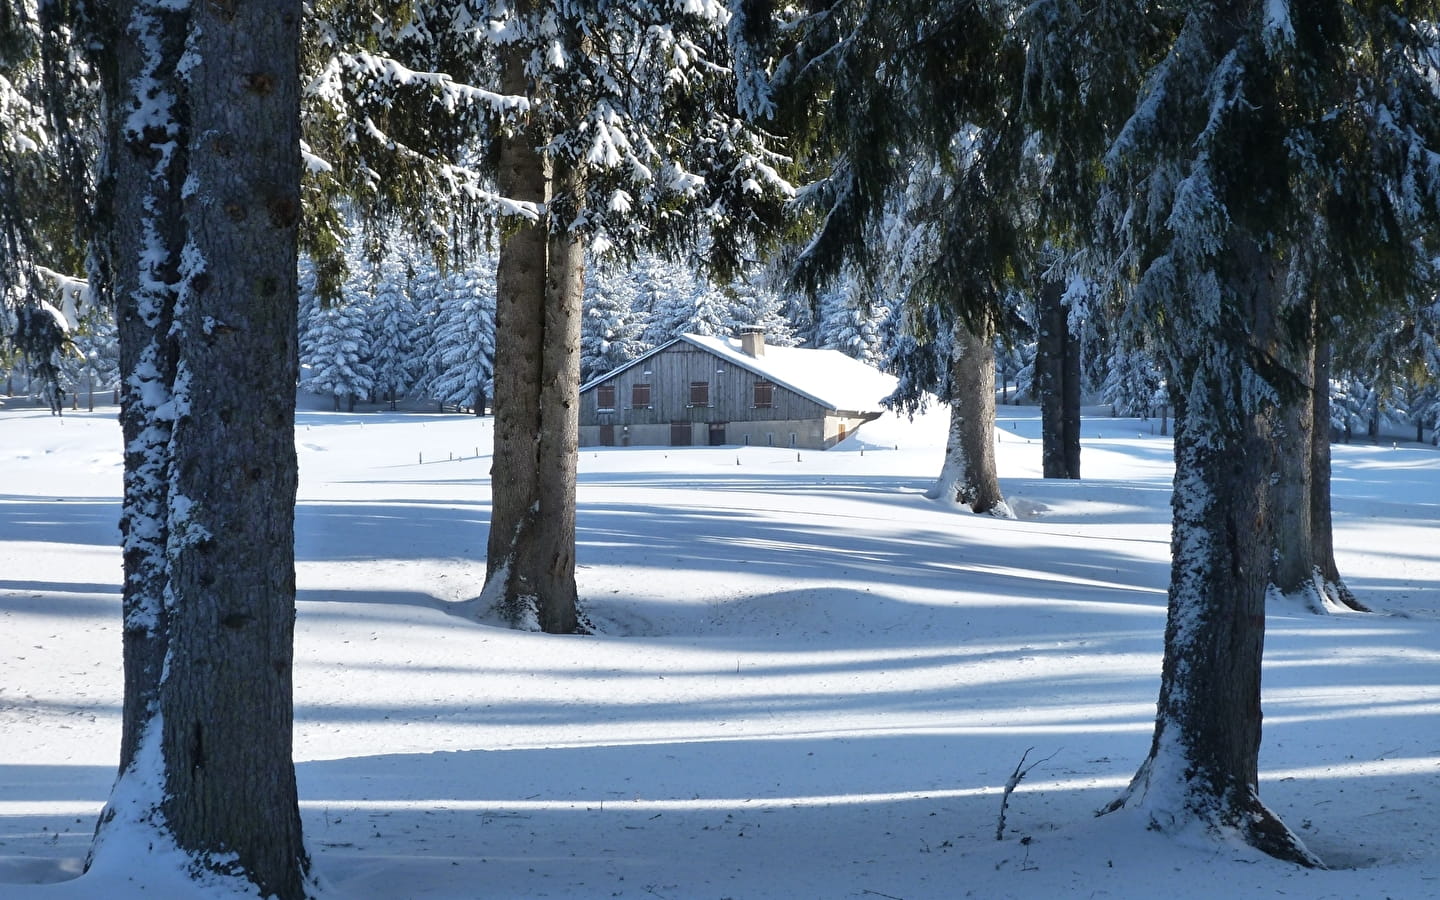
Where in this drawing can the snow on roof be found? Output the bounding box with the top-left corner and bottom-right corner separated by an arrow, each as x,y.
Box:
679,333 -> 897,413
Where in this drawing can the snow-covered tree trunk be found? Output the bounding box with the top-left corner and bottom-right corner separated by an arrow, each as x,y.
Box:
1037,279 -> 1081,479
1101,242 -> 1317,867
927,316 -> 1009,516
92,1 -> 310,897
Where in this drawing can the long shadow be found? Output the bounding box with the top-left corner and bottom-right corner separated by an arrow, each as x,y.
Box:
569,503 -> 1172,613
6,736 -> 1434,893
0,496 -> 120,546
296,500 -> 490,563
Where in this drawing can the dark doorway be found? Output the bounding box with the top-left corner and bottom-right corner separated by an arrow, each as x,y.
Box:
599,424 -> 615,446
708,423 -> 726,446
670,422 -> 692,446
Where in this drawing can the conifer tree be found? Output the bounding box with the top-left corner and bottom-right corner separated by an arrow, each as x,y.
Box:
1018,0 -> 1440,860
425,267 -> 497,415
737,3 -> 1031,515
304,294 -> 375,412
581,260 -> 647,382
369,256 -> 420,409
725,274 -> 799,344
639,255 -> 707,345
0,0 -> 93,398
816,276 -> 890,364
305,2 -> 792,633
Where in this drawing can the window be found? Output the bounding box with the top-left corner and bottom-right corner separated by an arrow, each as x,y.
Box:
753,380 -> 775,409
596,384 -> 616,410
632,383 -> 651,407
689,381 -> 710,407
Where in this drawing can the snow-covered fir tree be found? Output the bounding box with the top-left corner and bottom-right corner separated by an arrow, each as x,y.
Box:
993,333 -> 1033,404
57,295 -> 120,410
638,256 -> 709,343
815,274 -> 890,363
304,291 -> 375,412
422,264 -> 496,415
368,255 -> 421,409
1332,290 -> 1440,443
1099,341 -> 1165,418
0,4 -> 94,403
581,259 -> 647,383
878,300 -> 953,415
405,255 -> 447,396
724,275 -> 799,345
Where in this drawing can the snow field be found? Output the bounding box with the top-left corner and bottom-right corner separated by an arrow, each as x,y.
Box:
1,403 -> 1437,898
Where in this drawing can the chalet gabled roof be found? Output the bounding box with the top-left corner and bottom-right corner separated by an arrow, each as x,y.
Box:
581,333 -> 899,415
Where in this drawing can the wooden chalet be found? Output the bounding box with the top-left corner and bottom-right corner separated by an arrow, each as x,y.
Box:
578,329 -> 898,450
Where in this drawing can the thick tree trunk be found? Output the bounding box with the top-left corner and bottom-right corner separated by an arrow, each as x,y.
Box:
1037,279 -> 1082,479
483,21 -> 582,633
1101,242 -> 1318,867
92,2 -> 310,898
486,52 -> 548,625
927,316 -> 1010,516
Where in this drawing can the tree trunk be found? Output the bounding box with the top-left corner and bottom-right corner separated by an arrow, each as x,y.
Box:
91,1 -> 309,898
927,316 -> 1009,516
1101,242 -> 1317,867
483,19 -> 583,633
1268,300 -> 1363,612
486,54 -> 548,626
525,162 -> 583,634
1061,311 -> 1082,477
1037,279 -> 1081,478
1309,337 -> 1365,611
1268,336 -> 1316,602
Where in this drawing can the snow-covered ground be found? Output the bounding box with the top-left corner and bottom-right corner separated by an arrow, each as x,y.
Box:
2,400 -> 1437,899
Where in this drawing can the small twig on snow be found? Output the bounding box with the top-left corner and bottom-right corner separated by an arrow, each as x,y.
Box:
861,890 -> 906,900
996,747 -> 1060,840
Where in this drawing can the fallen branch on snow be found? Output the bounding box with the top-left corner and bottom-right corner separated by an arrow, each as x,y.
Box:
996,747 -> 1060,840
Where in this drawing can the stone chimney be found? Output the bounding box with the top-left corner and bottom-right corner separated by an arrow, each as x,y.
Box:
738,326 -> 766,358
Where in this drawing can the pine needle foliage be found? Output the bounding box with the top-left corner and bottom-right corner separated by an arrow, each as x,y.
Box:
301,1 -> 796,299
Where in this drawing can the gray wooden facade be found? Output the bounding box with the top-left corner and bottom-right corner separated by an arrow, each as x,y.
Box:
578,337 -> 881,450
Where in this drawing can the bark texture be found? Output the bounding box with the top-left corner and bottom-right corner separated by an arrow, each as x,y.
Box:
486,33 -> 548,602
1268,338 -> 1315,598
484,20 -> 583,632
94,1 -> 310,897
928,316 -> 1008,515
